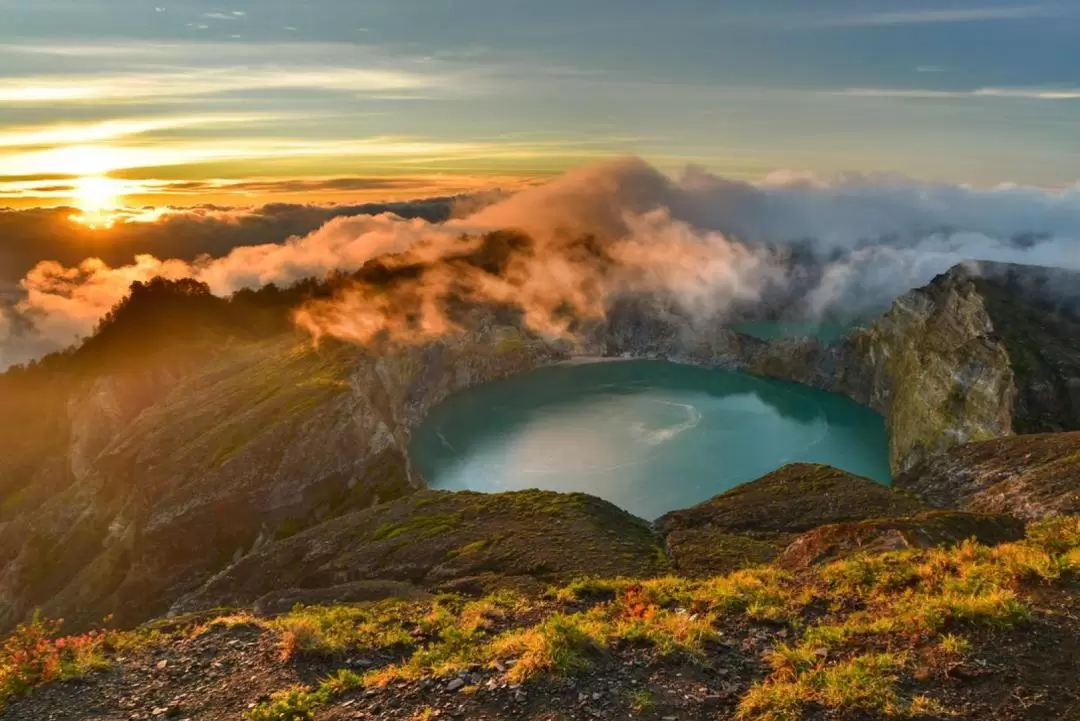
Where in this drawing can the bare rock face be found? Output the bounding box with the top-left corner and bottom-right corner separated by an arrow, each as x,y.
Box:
895,431 -> 1080,521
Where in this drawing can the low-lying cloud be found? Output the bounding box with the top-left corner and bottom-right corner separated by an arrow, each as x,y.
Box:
4,156 -> 1080,369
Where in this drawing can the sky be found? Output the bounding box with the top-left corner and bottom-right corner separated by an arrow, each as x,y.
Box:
2,0 -> 1079,213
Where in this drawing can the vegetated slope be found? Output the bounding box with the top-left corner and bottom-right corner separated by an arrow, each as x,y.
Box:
3,516 -> 1078,721
173,489 -> 672,615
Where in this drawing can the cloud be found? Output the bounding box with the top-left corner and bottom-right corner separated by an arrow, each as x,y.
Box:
202,11 -> 244,21
834,86 -> 1080,100
4,157 -> 1080,369
0,137 -> 536,178
974,87 -> 1080,100
814,3 -> 1069,27
0,174 -> 523,210
0,65 -> 452,104
0,113 -> 289,150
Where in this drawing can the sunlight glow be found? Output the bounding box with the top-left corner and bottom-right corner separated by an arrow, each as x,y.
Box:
70,176 -> 125,229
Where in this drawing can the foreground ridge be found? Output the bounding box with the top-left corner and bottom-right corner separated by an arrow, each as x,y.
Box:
3,516 -> 1079,720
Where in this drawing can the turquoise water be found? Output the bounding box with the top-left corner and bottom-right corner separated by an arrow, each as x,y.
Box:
732,321 -> 856,343
410,361 -> 891,520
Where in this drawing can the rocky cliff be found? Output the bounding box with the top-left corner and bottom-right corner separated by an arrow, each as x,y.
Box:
729,262 -> 1080,474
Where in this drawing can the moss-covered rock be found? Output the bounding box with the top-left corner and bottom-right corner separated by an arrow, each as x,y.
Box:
775,510 -> 1025,569
896,431 -> 1080,520
655,463 -> 930,575
661,528 -> 788,577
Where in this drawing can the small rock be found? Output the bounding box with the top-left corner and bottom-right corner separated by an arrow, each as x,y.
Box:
493,660 -> 507,673
446,678 -> 466,692
155,660 -> 168,670
514,689 -> 527,703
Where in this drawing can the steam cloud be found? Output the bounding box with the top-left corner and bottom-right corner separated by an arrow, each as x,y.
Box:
3,156 -> 1080,369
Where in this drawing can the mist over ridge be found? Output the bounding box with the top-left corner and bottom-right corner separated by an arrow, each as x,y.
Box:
4,155 -> 1080,369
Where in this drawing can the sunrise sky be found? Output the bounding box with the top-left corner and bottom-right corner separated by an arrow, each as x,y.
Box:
2,0 -> 1079,215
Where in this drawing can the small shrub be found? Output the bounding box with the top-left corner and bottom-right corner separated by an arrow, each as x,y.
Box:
270,604 -> 414,660
245,685 -> 323,721
490,614 -> 605,683
938,633 -> 970,656
738,652 -> 906,720
0,614 -> 109,708
246,670 -> 361,721
553,577 -> 628,603
631,688 -> 655,713
1025,516 -> 1080,554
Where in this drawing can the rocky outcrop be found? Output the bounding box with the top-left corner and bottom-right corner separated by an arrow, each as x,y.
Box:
172,489 -> 670,614
736,263 -> 1080,474
895,431 -> 1080,520
838,265 -> 1018,474
775,510 -> 1025,569
655,464 -> 930,576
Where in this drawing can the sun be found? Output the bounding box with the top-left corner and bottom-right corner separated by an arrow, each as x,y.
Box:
70,176 -> 125,229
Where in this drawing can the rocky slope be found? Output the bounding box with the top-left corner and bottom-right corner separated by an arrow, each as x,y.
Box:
896,430 -> 1080,520
4,515 -> 1079,721
654,464 -> 930,576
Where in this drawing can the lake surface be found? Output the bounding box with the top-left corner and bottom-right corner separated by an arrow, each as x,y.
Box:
731,321 -> 856,343
410,361 -> 891,520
